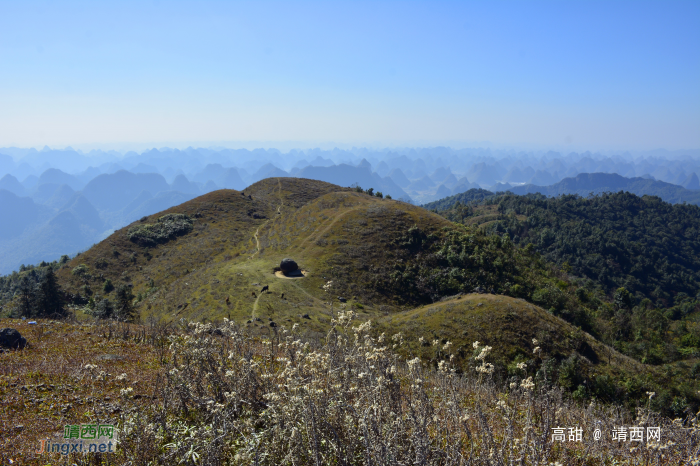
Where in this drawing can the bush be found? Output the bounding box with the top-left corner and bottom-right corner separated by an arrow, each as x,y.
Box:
94,298 -> 114,319
531,285 -> 566,311
71,264 -> 91,281
103,279 -> 114,293
114,284 -> 137,322
127,213 -> 193,247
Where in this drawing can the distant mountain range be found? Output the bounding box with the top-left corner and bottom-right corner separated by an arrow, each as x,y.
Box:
1,144 -> 699,274
423,172 -> 700,211
508,172 -> 700,205
293,164 -> 411,200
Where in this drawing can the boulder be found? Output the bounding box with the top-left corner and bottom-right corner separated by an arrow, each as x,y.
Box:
280,258 -> 299,275
0,328 -> 27,350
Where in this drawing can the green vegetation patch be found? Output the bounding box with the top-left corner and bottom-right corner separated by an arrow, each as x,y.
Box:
422,188 -> 496,211
126,213 -> 193,247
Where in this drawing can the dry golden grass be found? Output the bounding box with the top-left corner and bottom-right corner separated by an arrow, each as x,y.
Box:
0,318 -> 168,464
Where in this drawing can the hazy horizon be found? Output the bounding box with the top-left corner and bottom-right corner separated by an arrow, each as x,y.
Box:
2,1 -> 699,151
3,143 -> 700,161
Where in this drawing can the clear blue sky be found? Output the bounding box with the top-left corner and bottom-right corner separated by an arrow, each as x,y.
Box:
1,0 -> 698,150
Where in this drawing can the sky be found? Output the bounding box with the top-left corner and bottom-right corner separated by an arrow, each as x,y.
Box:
0,0 -> 699,151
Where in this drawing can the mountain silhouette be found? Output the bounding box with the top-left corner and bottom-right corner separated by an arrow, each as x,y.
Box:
31,183 -> 73,206
388,168 -> 410,187
503,166 -> 536,183
0,153 -> 14,173
82,170 -> 170,211
59,194 -> 104,231
528,169 -> 557,186
47,184 -> 76,209
509,173 -> 700,205
192,164 -> 245,190
407,176 -> 436,191
121,191 -> 198,224
0,174 -> 27,197
0,189 -> 39,239
682,172 -> 700,190
38,168 -> 82,190
171,174 -> 202,195
296,164 -> 411,200
252,163 -> 288,183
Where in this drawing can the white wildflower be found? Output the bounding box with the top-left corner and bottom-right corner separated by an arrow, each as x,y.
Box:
476,345 -> 492,360
476,363 -> 494,374
407,357 -> 421,372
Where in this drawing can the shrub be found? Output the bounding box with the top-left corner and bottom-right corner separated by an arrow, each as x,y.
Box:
103,279 -> 114,293
127,213 -> 193,247
531,285 -> 566,311
71,264 -> 91,281
114,284 -> 137,322
94,297 -> 114,319
94,257 -> 109,269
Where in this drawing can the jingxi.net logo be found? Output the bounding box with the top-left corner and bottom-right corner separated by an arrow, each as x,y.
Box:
36,424 -> 118,455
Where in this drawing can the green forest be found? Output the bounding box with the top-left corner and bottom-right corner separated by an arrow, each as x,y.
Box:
430,190 -> 700,368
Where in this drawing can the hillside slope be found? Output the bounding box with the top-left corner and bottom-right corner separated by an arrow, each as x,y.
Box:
50,179 -> 688,333
10,177 -> 689,412
377,294 -> 668,401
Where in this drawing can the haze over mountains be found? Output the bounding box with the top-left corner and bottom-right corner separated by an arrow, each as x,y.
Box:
1,145 -> 699,274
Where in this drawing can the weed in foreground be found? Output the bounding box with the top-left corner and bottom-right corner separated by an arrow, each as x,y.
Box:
113,311 -> 698,465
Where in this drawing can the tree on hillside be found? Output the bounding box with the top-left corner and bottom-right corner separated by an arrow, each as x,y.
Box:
103,279 -> 114,293
114,284 -> 137,322
95,297 -> 114,319
36,268 -> 66,318
16,275 -> 35,318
